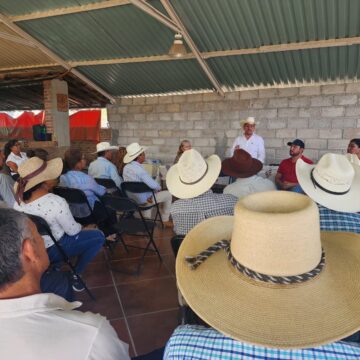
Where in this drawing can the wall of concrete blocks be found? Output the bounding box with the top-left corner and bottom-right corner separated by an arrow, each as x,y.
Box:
107,82 -> 360,165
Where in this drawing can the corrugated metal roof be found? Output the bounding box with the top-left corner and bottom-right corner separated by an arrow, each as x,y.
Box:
0,23 -> 56,69
78,60 -> 212,95
0,0 -> 101,16
208,45 -> 360,90
17,3 -> 174,60
171,0 -> 360,51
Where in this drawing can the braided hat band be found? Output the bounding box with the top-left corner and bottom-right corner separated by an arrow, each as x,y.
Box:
185,240 -> 325,285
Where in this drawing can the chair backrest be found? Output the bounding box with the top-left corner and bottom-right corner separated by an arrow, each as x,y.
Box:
26,213 -> 55,240
102,194 -> 138,213
122,181 -> 153,194
53,186 -> 92,208
95,178 -> 124,196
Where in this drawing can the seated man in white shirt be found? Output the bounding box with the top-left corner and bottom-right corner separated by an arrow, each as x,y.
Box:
222,149 -> 275,199
229,116 -> 265,163
0,208 -> 130,360
123,143 -> 173,226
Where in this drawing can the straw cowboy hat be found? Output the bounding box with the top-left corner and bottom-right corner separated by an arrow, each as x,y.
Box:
166,149 -> 221,199
14,157 -> 63,203
222,149 -> 263,178
177,191 -> 360,349
93,142 -> 119,154
240,116 -> 257,128
123,142 -> 148,164
296,153 -> 360,212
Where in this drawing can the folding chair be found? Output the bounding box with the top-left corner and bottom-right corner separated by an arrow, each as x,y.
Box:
102,195 -> 162,273
94,178 -> 124,196
121,181 -> 164,227
26,213 -> 95,301
53,186 -> 126,254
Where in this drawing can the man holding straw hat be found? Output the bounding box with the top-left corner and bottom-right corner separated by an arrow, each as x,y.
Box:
164,191 -> 360,358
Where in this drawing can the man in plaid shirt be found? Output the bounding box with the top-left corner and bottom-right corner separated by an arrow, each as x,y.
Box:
166,149 -> 237,236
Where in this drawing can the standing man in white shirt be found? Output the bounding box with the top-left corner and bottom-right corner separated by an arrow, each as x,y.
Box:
0,207 -> 130,360
230,117 -> 265,163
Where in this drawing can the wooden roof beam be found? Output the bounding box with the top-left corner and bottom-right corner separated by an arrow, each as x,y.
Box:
159,0 -> 224,97
10,0 -> 131,22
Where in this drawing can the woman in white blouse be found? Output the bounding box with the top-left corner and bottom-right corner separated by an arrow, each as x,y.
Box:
4,139 -> 28,180
14,156 -> 105,292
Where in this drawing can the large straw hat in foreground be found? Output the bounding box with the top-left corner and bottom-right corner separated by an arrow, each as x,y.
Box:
177,191 -> 360,349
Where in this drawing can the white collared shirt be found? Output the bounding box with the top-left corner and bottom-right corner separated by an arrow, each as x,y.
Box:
230,133 -> 265,163
223,175 -> 276,199
0,293 -> 130,360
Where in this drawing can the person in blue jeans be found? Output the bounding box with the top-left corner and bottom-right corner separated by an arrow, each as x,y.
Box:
14,156 -> 105,292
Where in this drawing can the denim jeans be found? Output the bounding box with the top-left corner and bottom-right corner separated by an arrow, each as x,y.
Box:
41,269 -> 74,302
289,184 -> 305,194
47,229 -> 105,274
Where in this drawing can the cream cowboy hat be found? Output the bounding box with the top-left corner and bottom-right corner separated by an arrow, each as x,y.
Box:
177,191 -> 360,349
166,149 -> 221,199
93,142 -> 119,154
296,153 -> 360,212
123,142 -> 148,164
14,157 -> 63,202
240,116 -> 257,128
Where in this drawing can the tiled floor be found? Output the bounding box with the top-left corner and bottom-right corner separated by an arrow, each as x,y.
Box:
75,226 -> 178,357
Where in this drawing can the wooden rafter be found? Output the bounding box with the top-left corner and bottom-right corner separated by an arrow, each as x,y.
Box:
10,0 -> 131,22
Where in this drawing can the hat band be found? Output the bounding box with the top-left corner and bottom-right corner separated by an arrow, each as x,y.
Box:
310,169 -> 350,195
179,163 -> 208,185
15,161 -> 47,204
185,240 -> 325,285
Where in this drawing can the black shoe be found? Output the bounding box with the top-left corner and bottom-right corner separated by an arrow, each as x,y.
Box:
72,276 -> 85,292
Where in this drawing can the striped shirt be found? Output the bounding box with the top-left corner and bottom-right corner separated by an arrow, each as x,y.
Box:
319,205 -> 360,234
164,325 -> 360,359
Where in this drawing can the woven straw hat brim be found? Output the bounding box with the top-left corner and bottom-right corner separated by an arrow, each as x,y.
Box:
296,159 -> 360,212
123,146 -> 147,164
221,157 -> 262,178
166,155 -> 221,199
13,158 -> 63,194
177,216 -> 360,349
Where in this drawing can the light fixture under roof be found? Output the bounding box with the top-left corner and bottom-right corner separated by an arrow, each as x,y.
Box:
169,33 -> 187,58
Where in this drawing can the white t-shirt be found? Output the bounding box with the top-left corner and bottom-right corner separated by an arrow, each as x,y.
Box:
230,134 -> 265,163
6,152 -> 28,175
14,193 -> 82,248
0,293 -> 130,360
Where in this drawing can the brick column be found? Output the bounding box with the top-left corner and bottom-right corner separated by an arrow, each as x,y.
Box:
43,79 -> 70,147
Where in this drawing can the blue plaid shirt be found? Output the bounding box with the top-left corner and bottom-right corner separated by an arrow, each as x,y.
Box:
319,205 -> 360,234
164,325 -> 360,359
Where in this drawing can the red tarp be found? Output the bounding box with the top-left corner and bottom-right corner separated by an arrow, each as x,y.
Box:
0,110 -> 101,142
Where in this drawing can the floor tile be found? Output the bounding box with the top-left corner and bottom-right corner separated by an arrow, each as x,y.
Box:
118,277 -> 178,316
76,285 -> 124,320
162,254 -> 176,276
82,261 -> 113,288
111,255 -> 170,284
127,309 -> 179,356
111,318 -> 136,357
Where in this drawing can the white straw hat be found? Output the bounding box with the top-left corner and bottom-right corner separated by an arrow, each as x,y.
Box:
123,142 -> 148,164
177,191 -> 360,349
296,153 -> 360,212
166,149 -> 221,199
93,142 -> 119,154
240,116 -> 257,128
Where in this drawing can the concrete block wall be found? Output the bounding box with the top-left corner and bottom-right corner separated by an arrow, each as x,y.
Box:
108,83 -> 360,165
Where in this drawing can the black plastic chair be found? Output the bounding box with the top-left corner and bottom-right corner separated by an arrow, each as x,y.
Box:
102,195 -> 162,273
53,186 -> 126,254
121,182 -> 164,227
26,213 -> 95,300
95,178 -> 124,196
